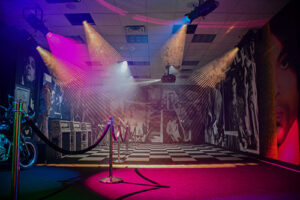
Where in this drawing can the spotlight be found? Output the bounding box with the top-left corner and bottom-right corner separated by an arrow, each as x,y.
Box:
120,61 -> 128,73
183,16 -> 191,24
185,0 -> 219,23
26,13 -> 49,35
161,66 -> 176,83
24,9 -> 49,36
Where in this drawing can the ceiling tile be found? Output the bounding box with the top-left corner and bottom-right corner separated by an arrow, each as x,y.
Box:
147,12 -> 176,21
235,0 -> 289,15
44,14 -> 71,27
147,24 -> 172,35
1,0 -> 291,81
175,0 -> 194,13
119,14 -> 148,26
31,0 -> 89,15
85,0 -> 117,13
92,13 -> 121,25
95,25 -> 125,35
47,26 -> 85,36
148,34 -> 171,44
104,35 -> 126,43
115,0 -> 147,13
147,0 -> 177,13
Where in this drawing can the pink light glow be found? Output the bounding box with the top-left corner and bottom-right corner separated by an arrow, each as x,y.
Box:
85,167 -> 300,199
277,120 -> 300,165
46,32 -> 90,70
36,46 -> 84,85
132,14 -> 174,25
131,16 -> 268,28
95,0 -> 269,27
96,0 -> 128,16
260,160 -> 300,173
94,0 -> 269,27
194,18 -> 270,28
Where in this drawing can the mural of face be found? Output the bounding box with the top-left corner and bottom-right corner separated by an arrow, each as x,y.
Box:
25,56 -> 36,82
274,51 -> 299,146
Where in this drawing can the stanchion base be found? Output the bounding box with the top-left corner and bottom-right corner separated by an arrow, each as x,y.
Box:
100,176 -> 123,184
113,159 -> 125,163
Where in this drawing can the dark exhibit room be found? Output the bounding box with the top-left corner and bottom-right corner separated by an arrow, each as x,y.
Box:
0,0 -> 300,199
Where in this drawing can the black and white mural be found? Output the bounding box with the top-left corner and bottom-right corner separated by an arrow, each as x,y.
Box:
15,31 -> 41,114
101,85 -> 208,144
204,84 -> 224,147
222,40 -> 259,154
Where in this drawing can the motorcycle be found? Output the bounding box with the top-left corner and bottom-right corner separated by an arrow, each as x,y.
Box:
0,97 -> 38,169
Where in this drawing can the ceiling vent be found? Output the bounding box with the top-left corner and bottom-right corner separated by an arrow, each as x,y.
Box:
65,13 -> 95,25
125,25 -> 146,34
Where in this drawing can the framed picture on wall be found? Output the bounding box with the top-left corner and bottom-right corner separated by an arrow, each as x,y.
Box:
14,84 -> 30,112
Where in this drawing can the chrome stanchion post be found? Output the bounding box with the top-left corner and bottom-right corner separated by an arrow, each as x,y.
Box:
118,134 -> 120,163
11,101 -> 22,200
109,118 -> 113,179
100,117 -> 123,184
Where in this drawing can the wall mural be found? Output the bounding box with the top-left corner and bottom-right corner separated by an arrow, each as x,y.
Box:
256,1 -> 300,165
102,85 -> 209,144
222,40 -> 259,154
15,34 -> 41,114
14,31 -> 43,138
204,84 -> 224,147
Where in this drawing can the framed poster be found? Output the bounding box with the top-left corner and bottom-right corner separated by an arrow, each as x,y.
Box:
14,84 -> 30,112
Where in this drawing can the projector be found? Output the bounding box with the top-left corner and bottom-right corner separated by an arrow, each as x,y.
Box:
185,0 -> 219,23
161,74 -> 176,83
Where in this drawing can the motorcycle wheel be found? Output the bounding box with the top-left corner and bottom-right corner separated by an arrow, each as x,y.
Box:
20,138 -> 38,169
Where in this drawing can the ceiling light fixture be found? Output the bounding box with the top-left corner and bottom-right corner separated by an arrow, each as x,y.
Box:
23,7 -> 49,36
185,0 -> 219,23
161,66 -> 176,83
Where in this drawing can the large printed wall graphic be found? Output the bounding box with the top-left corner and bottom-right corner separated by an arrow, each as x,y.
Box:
103,85 -> 212,144
222,40 -> 259,154
203,39 -> 260,154
256,1 -> 300,165
204,84 -> 224,147
15,31 -> 42,114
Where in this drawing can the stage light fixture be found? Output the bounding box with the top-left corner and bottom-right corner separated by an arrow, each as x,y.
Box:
161,66 -> 176,83
185,0 -> 219,23
23,7 -> 49,36
120,61 -> 128,73
184,16 -> 191,24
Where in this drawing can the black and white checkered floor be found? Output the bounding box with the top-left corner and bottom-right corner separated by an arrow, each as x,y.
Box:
54,143 -> 255,165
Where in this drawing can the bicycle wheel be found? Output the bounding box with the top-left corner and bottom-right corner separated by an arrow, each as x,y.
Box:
20,137 -> 38,169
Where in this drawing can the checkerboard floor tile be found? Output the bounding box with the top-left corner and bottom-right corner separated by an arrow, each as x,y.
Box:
52,143 -> 256,165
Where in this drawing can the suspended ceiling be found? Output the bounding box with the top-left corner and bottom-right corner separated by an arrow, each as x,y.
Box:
0,0 -> 290,80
